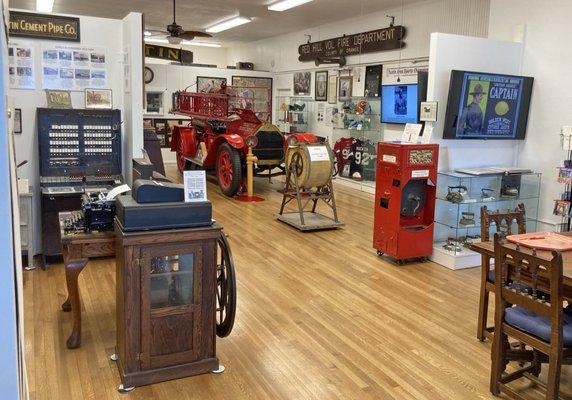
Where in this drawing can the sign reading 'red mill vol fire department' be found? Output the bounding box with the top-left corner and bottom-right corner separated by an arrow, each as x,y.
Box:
298,26 -> 406,62
9,11 -> 80,42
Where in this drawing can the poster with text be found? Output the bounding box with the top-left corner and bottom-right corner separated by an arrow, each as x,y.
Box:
456,72 -> 524,139
42,44 -> 108,91
8,40 -> 36,90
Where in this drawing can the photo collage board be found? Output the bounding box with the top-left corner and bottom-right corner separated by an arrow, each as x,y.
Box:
8,40 -> 36,90
42,44 -> 108,91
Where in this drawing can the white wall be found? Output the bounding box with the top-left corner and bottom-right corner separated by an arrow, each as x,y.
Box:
226,0 -> 490,146
488,0 -> 572,228
144,63 -> 273,163
426,33 -> 523,171
122,12 -> 144,184
10,11 -> 136,253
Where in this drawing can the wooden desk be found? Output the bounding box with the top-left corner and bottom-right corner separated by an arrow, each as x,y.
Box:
60,212 -> 115,348
470,233 -> 572,296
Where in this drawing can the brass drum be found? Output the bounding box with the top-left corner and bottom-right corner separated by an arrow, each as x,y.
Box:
286,143 -> 334,189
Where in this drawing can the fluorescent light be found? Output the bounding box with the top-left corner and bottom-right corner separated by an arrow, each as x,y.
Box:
144,30 -> 152,37
268,0 -> 313,11
206,16 -> 251,33
36,0 -> 54,12
144,37 -> 222,48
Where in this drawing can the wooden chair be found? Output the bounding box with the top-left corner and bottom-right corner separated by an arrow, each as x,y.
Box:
477,204 -> 527,341
490,234 -> 571,399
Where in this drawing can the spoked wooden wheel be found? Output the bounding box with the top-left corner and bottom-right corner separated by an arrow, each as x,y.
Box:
216,232 -> 236,338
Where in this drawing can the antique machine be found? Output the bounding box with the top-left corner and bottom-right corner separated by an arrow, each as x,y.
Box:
37,108 -> 123,266
112,186 -> 236,392
277,141 -> 343,231
170,86 -> 317,196
373,142 -> 439,263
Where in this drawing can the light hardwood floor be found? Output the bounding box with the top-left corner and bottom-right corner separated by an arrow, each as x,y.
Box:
24,167 -> 572,399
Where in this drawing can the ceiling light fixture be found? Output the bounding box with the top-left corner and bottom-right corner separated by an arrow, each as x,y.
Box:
268,0 -> 313,11
205,16 -> 251,33
144,30 -> 152,37
145,37 -> 222,48
36,0 -> 54,12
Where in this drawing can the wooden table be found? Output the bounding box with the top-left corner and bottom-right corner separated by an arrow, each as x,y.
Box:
60,212 -> 115,348
470,233 -> 572,297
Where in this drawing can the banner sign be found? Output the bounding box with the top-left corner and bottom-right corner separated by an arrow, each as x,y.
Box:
144,44 -> 193,65
385,65 -> 428,78
298,26 -> 406,62
9,11 -> 80,42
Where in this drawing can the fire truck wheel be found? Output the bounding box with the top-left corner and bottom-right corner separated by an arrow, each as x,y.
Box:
216,143 -> 242,197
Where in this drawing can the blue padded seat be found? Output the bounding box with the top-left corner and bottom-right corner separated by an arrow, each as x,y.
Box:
504,306 -> 572,346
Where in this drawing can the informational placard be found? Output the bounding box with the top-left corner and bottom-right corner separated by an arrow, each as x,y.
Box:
308,145 -> 329,161
8,40 -> 36,90
42,43 -> 107,91
183,170 -> 207,202
421,122 -> 434,144
401,123 -> 423,143
420,101 -> 438,122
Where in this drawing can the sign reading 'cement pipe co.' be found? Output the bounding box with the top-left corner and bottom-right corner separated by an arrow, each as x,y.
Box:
298,26 -> 406,62
9,11 -> 80,42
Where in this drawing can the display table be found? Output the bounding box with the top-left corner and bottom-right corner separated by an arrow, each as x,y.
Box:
59,212 -> 115,348
470,233 -> 572,299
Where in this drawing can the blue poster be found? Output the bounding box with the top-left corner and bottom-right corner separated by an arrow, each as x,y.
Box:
456,72 -> 524,139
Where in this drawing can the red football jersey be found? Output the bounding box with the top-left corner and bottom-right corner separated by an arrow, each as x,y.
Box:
333,137 -> 356,177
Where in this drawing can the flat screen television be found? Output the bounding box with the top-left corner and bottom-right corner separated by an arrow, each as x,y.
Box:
381,83 -> 419,124
443,70 -> 534,140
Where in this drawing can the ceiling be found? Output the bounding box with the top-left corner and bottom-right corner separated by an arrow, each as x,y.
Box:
9,0 -> 410,43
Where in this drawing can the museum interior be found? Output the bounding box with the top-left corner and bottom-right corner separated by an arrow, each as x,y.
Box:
1,0 -> 572,399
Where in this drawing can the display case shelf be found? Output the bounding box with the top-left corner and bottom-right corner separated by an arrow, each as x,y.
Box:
275,96 -> 314,133
431,170 -> 541,270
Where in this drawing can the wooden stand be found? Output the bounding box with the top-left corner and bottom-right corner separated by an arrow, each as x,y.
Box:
114,219 -> 223,389
276,157 -> 344,231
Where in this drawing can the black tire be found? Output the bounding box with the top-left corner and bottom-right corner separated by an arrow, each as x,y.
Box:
216,143 -> 242,197
216,232 -> 236,338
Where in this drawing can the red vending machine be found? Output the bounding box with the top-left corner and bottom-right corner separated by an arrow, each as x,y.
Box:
373,142 -> 439,263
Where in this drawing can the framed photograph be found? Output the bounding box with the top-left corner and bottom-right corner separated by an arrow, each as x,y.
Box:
85,88 -> 112,109
328,76 -> 338,104
364,65 -> 382,98
13,108 -> 22,134
45,90 -> 72,109
231,76 -> 273,120
338,76 -> 353,101
420,101 -> 439,122
146,92 -> 163,114
196,76 -> 227,93
315,71 -> 328,101
293,71 -> 311,95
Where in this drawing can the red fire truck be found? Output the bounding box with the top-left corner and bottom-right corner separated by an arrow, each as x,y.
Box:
170,85 -> 317,197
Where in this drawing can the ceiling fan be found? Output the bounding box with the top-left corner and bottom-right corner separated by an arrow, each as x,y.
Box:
145,0 -> 212,45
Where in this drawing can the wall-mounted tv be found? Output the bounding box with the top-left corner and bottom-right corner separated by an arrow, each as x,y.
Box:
381,84 -> 419,124
443,70 -> 534,140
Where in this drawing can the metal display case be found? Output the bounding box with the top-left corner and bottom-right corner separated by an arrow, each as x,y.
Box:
432,171 -> 541,269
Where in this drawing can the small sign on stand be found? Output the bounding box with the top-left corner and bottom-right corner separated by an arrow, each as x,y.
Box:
183,170 -> 207,202
402,123 -> 423,143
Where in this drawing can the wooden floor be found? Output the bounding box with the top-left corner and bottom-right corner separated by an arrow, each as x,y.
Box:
24,167 -> 572,399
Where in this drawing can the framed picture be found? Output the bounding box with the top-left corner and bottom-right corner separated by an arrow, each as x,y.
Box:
293,71 -> 311,95
146,92 -> 163,114
328,75 -> 338,104
45,90 -> 72,109
196,76 -> 227,93
231,76 -> 273,121
338,76 -> 353,101
364,65 -> 382,98
85,88 -> 113,109
13,108 -> 22,134
315,71 -> 328,101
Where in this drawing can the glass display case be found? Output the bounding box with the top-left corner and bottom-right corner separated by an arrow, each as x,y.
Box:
331,96 -> 383,191
434,171 -> 542,259
275,96 -> 313,133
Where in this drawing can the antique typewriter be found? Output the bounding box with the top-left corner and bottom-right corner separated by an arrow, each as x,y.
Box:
63,191 -> 117,234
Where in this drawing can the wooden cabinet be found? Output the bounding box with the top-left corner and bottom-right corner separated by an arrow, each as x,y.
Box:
114,220 -> 222,388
